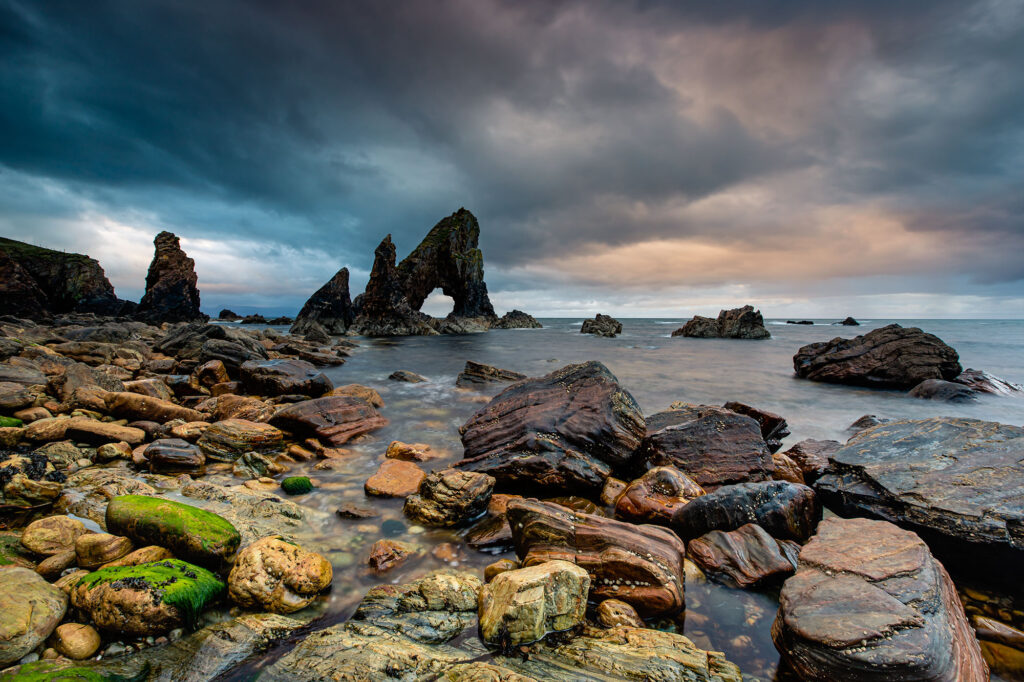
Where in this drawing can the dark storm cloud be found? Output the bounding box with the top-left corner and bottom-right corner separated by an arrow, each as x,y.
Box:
0,0 -> 1022,313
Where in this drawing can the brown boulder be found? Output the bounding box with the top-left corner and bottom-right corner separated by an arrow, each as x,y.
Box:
722,401 -> 790,453
403,469 -> 495,527
270,396 -> 388,446
687,523 -> 799,589
329,384 -> 384,407
613,466 -> 704,525
75,533 -> 133,569
197,419 -> 283,462
105,391 -> 206,423
779,439 -> 839,485
455,360 -> 527,388
228,536 -> 333,613
367,539 -> 416,573
365,459 -> 425,498
21,515 -> 87,556
147,438 -> 206,474
239,358 -> 333,397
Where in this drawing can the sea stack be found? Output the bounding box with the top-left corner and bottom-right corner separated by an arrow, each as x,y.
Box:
136,231 -> 206,323
291,267 -> 355,336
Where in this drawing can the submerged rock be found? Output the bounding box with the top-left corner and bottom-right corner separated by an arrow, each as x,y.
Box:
0,566 -> 68,666
671,480 -> 821,542
638,405 -> 773,489
814,417 -> 1024,576
580,313 -> 622,337
403,469 -> 495,527
135,231 -> 206,323
106,494 -> 241,568
793,323 -> 962,389
492,309 -> 542,329
507,498 -> 686,617
456,361 -> 645,493
71,559 -> 224,636
478,560 -> 590,647
290,267 -> 355,336
367,538 -> 417,573
228,536 -> 332,614
455,360 -> 526,388
772,517 -> 987,681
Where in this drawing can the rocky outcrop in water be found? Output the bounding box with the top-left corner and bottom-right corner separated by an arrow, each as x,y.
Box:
456,361 -> 645,493
908,378 -> 978,402
814,417 -> 1024,577
290,267 -> 355,336
793,323 -> 962,389
581,314 -> 622,337
772,516 -> 988,681
838,316 -> 860,325
954,368 -> 1023,395
672,305 -> 770,339
352,209 -> 498,336
455,360 -> 526,388
0,237 -> 126,318
136,231 -> 206,323
493,309 -> 542,328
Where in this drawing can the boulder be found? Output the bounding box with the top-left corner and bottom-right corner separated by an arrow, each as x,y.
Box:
197,418 -> 283,462
772,517 -> 987,681
329,384 -> 384,407
0,566 -> 67,665
122,377 -> 174,401
612,466 -> 704,525
507,498 -> 686,616
290,267 -> 355,336
909,378 -> 978,402
21,515 -> 87,556
239,358 -> 333,397
75,532 -> 133,569
388,369 -> 427,383
771,452 -> 805,484
637,405 -> 773,489
365,459 -> 425,498
456,361 -> 645,493
814,417 -> 1024,577
135,231 -> 206,323
228,536 -> 332,614
154,323 -> 268,371
403,469 -> 495,527
687,523 -> 799,589
385,440 -> 436,462
478,560 -> 590,647
52,623 -> 101,660
839,316 -> 860,325
147,437 -> 206,474
71,559 -> 224,636
270,396 -> 388,446
580,313 -> 622,337
779,439 -> 839,485
672,306 -> 770,339
954,368 -> 1023,395
455,360 -> 526,388
671,480 -> 820,542
722,401 -> 790,453
492,310 -> 542,329
793,323 -> 962,389
104,391 -> 206,423
64,419 -> 146,446
106,495 -> 241,568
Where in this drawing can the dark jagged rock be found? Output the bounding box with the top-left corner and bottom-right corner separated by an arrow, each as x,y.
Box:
954,368 -> 1023,396
672,305 -> 770,339
793,323 -> 962,389
136,232 -> 206,323
0,237 -> 125,317
239,359 -> 333,397
671,480 -> 821,542
154,323 -> 268,373
218,309 -> 241,320
908,378 -> 978,402
147,438 -> 206,475
507,498 -> 687,616
580,314 -> 622,337
290,267 -> 354,336
772,517 -> 988,681
351,209 -> 498,336
848,414 -> 890,432
454,360 -> 526,388
267,316 -> 292,325
814,417 -> 1024,578
722,401 -> 790,453
351,236 -> 436,336
456,361 -> 645,493
270,396 -> 388,446
492,309 -> 542,329
838,316 -> 860,325
779,439 -> 840,485
688,523 -> 799,589
240,314 -> 267,324
786,320 -> 814,325
637,404 -> 773,489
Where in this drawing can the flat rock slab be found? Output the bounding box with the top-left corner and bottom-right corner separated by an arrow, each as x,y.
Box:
814,417 -> 1024,576
270,396 -> 388,446
772,516 -> 988,681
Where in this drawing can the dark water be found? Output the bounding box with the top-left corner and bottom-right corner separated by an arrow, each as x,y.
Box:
236,318 -> 1024,680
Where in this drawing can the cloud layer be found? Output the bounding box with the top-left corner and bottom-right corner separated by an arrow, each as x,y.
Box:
1,0 -> 1022,316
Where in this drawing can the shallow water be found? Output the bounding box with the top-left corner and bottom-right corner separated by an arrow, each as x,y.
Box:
234,318 -> 1024,679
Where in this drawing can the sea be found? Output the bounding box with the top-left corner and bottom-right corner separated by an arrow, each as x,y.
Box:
224,318 -> 1024,680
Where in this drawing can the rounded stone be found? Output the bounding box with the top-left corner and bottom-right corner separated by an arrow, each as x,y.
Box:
53,623 -> 101,660
21,515 -> 88,556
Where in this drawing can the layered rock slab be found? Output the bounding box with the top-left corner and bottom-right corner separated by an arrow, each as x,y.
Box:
772,516 -> 987,681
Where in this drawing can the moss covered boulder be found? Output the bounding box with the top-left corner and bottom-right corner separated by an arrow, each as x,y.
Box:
105,495 -> 240,568
70,559 -> 224,636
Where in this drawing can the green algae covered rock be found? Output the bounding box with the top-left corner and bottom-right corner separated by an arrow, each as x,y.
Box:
0,417 -> 23,428
71,559 -> 224,636
0,659 -> 146,681
105,495 -> 240,567
281,476 -> 313,495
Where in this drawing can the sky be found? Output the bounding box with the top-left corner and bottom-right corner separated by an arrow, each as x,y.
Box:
1,0 -> 1023,318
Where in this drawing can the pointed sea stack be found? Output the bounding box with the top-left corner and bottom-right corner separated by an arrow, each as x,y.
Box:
136,231 -> 206,323
290,267 -> 355,336
352,236 -> 435,336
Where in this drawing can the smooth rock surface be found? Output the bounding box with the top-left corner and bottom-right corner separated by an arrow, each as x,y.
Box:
228,536 -> 332,614
671,480 -> 821,542
0,566 -> 68,665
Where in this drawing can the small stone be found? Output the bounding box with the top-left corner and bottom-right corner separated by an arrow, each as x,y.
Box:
385,440 -> 436,462
281,476 -> 314,495
53,623 -> 101,660
596,599 -> 645,628
367,539 -> 415,573
388,370 -> 427,383
364,459 -> 425,498
335,503 -> 379,519
35,550 -> 76,580
380,519 -> 405,536
484,558 -> 520,582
